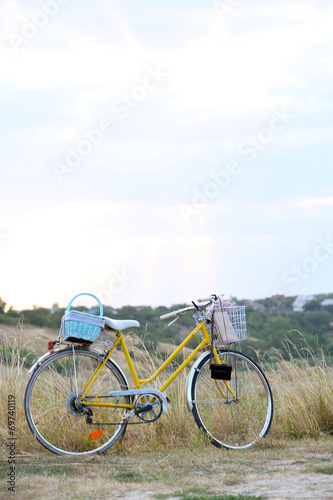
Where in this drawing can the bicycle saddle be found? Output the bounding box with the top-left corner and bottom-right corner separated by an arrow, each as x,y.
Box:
104,317 -> 140,332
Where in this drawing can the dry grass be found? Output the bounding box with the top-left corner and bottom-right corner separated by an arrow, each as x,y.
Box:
0,325 -> 36,453
0,326 -> 333,457
265,336 -> 333,439
120,334 -> 203,450
1,440 -> 333,499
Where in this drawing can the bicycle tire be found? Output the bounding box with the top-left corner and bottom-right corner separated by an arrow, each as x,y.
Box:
24,347 -> 131,455
191,349 -> 273,449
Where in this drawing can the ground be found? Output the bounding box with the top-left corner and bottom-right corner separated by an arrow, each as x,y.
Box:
1,439 -> 332,499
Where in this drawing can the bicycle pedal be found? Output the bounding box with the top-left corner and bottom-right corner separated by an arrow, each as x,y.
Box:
166,397 -> 171,403
122,410 -> 135,422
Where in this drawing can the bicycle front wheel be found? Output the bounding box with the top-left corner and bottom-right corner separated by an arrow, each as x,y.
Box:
191,349 -> 273,449
24,347 -> 131,455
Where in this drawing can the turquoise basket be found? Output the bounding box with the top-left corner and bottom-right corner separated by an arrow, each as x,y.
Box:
60,293 -> 105,344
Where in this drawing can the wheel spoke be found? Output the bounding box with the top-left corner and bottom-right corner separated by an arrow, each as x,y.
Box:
25,348 -> 130,455
191,350 -> 273,449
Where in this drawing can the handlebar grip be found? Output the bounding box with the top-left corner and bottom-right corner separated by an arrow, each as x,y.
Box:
160,305 -> 196,320
160,311 -> 177,320
197,296 -> 214,303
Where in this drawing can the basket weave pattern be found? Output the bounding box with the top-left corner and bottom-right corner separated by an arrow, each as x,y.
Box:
61,312 -> 105,343
60,293 -> 105,344
208,305 -> 247,345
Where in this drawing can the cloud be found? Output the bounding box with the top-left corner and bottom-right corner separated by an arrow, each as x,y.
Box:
1,0 -> 333,308
299,197 -> 333,208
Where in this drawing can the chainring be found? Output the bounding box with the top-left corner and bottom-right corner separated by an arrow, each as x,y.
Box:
134,393 -> 163,422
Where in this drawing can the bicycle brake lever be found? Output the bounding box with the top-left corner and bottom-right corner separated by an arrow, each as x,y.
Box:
168,314 -> 181,327
191,301 -> 200,311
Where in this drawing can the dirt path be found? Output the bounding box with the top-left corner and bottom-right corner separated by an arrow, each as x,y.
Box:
1,439 -> 332,499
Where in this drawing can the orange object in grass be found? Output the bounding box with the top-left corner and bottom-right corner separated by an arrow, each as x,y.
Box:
89,429 -> 103,440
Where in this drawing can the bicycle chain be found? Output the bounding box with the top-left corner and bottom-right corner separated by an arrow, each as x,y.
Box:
86,420 -> 151,426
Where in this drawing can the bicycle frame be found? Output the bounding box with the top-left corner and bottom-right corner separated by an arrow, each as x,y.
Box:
79,320 -> 223,410
25,296 -> 273,454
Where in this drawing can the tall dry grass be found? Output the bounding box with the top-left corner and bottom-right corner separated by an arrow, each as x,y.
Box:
0,326 -> 42,454
122,335 -> 203,450
265,336 -> 333,439
0,327 -> 332,455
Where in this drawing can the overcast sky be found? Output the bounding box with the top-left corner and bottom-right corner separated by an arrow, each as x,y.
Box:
1,0 -> 333,311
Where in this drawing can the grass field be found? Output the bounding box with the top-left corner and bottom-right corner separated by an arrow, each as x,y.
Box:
1,439 -> 333,499
0,325 -> 333,499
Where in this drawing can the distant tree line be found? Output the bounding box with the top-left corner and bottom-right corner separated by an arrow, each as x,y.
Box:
1,295 -> 332,362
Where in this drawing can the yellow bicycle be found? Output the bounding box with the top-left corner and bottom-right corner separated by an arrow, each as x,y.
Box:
24,293 -> 273,455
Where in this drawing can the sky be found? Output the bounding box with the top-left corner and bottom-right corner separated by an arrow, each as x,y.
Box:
1,0 -> 333,311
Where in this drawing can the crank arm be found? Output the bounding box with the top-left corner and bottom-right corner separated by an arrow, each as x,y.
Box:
108,389 -> 168,412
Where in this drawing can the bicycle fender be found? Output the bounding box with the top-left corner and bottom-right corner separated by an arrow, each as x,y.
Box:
28,347 -> 84,374
186,351 -> 210,412
27,346 -> 129,391
28,352 -> 53,374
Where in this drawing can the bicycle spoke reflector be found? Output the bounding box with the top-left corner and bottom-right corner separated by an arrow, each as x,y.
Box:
89,429 -> 103,440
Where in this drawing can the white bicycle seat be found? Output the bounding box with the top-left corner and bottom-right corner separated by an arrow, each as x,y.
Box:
103,317 -> 140,332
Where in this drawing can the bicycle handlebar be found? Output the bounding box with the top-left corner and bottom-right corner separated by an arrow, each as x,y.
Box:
197,296 -> 215,303
160,296 -> 215,321
160,305 -> 195,320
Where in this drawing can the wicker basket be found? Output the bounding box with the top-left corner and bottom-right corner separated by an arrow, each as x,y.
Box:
60,293 -> 105,344
207,304 -> 247,345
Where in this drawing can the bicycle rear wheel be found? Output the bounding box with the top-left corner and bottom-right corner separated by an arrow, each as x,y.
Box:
191,349 -> 273,449
24,347 -> 131,455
